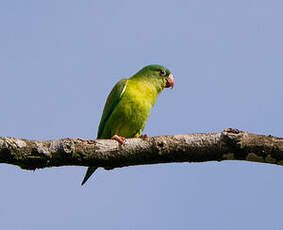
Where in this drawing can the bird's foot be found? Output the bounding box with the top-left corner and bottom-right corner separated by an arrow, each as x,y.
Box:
111,135 -> 126,144
139,134 -> 148,139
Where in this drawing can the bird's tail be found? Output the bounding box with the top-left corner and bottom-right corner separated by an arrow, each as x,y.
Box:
81,167 -> 98,185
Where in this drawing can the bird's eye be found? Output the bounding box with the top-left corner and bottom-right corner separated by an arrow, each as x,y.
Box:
160,70 -> 166,76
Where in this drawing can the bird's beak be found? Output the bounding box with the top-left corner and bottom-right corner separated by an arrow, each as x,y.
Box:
165,73 -> 174,89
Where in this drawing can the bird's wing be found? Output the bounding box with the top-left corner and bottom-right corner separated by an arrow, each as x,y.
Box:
97,79 -> 128,138
81,79 -> 128,186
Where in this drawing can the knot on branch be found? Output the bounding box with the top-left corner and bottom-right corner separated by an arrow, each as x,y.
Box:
220,128 -> 244,147
220,128 -> 249,161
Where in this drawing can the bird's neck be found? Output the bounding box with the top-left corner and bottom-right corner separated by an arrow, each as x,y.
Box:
130,75 -> 164,95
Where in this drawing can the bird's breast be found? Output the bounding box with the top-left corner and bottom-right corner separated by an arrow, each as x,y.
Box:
111,83 -> 155,136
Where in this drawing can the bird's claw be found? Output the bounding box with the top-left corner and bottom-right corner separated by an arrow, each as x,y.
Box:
112,135 -> 126,144
139,134 -> 148,139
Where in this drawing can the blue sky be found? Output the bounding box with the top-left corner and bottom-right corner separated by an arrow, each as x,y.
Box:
1,0 -> 283,229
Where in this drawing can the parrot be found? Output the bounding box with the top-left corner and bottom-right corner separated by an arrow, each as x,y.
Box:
81,64 -> 174,185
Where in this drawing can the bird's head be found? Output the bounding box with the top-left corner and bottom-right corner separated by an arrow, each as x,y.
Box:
133,65 -> 174,92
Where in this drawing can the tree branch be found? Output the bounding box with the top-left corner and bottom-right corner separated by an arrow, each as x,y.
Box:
0,128 -> 283,170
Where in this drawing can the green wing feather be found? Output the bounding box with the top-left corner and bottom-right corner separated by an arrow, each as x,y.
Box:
97,79 -> 128,138
81,79 -> 127,185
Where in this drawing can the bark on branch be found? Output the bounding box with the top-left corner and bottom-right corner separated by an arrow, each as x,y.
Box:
0,128 -> 283,170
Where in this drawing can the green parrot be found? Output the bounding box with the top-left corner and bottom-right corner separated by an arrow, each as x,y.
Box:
81,64 -> 174,185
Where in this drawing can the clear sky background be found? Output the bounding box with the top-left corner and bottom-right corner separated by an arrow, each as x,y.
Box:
1,0 -> 283,229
